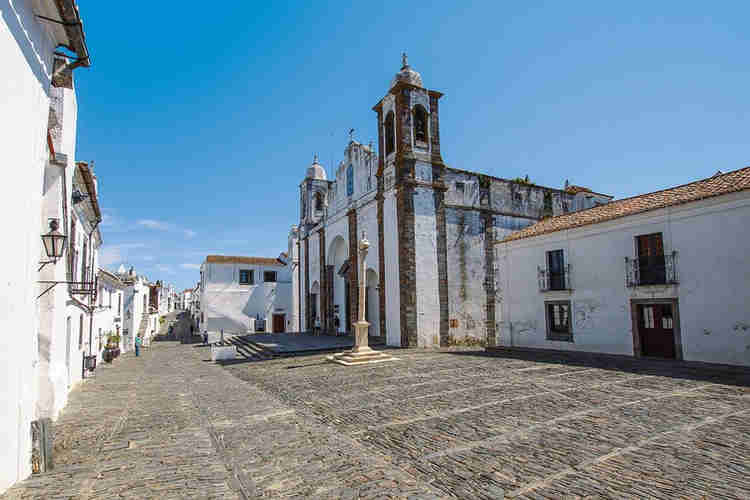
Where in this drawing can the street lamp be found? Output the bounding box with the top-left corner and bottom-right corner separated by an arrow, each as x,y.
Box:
41,218 -> 66,263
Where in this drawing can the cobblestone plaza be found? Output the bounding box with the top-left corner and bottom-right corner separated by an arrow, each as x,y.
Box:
4,334 -> 749,499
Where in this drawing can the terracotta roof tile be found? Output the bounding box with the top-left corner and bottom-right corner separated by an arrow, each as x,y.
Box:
502,167 -> 750,243
204,255 -> 284,266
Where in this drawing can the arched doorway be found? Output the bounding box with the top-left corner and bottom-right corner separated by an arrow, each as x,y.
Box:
328,235 -> 348,334
366,269 -> 379,337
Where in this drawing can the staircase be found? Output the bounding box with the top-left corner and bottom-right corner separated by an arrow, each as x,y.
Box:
213,335 -> 276,361
137,314 -> 149,342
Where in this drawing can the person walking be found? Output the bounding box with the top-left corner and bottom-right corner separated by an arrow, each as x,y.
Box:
135,335 -> 142,357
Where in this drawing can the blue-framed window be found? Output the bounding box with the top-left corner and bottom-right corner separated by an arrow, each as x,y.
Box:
346,164 -> 354,196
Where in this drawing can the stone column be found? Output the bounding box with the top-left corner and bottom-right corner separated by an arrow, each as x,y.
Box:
328,232 -> 396,366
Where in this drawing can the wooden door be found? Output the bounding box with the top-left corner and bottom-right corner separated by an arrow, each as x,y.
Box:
638,303 -> 676,358
272,314 -> 285,333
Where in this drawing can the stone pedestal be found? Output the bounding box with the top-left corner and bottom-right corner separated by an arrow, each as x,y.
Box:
329,231 -> 396,366
328,321 -> 397,366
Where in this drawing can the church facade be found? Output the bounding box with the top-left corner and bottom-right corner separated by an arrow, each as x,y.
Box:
290,56 -> 611,348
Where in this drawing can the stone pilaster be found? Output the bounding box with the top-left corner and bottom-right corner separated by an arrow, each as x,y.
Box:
347,209 -> 358,334
304,237 -> 310,331
396,179 -> 417,347
318,229 -> 327,334
376,191 -> 387,341
480,177 -> 496,346
429,91 -> 443,164
433,177 -> 449,347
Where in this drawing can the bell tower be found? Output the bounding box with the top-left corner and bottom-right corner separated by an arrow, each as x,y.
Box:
299,154 -> 329,232
373,54 -> 446,348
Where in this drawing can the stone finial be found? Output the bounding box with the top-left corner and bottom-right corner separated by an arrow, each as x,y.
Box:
313,153 -> 318,164
402,52 -> 408,68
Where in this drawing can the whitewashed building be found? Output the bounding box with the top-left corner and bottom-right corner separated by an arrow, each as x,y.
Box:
495,167 -> 750,367
117,266 -> 156,351
199,255 -> 292,333
0,0 -> 91,490
291,55 -> 610,347
94,268 -> 126,357
37,161 -> 102,425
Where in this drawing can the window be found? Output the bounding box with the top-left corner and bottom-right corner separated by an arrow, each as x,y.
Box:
264,271 -> 277,283
547,250 -> 566,290
117,294 -> 121,315
346,164 -> 354,197
414,105 -> 428,143
239,269 -> 254,285
78,314 -> 84,348
636,233 -> 665,285
384,111 -> 395,155
69,216 -> 76,281
315,192 -> 323,211
81,240 -> 88,283
546,301 -> 572,341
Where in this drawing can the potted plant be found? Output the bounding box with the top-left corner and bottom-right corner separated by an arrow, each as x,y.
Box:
103,332 -> 120,362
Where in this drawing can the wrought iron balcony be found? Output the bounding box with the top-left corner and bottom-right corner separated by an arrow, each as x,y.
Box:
538,264 -> 571,292
625,251 -> 678,287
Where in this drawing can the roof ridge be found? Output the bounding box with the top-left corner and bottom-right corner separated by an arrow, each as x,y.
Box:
500,166 -> 750,243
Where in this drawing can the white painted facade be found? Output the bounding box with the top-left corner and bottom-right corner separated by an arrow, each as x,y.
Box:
117,267 -> 152,352
496,188 -> 750,367
199,258 -> 293,333
1,0 -> 92,491
94,269 -> 125,358
0,1 -> 57,488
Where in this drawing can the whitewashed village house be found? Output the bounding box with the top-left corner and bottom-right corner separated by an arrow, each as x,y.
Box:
95,268 -> 126,356
199,255 -> 293,334
495,167 -> 750,367
290,56 -> 611,348
117,266 -> 151,351
37,159 -> 103,428
0,0 -> 93,491
180,288 -> 193,311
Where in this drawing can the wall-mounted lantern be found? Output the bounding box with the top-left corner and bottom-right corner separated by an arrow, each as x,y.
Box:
40,219 -> 66,263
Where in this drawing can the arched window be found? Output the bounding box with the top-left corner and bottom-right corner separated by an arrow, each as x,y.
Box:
384,111 -> 395,156
315,192 -> 323,211
414,105 -> 428,143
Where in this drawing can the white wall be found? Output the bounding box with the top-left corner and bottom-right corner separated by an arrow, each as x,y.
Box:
382,188 -> 401,346
498,191 -> 750,367
413,183 -> 440,347
0,0 -> 57,491
202,262 -> 292,333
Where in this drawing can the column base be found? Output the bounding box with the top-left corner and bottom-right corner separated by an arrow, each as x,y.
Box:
327,345 -> 398,366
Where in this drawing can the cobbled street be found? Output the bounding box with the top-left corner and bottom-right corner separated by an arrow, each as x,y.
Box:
4,325 -> 750,499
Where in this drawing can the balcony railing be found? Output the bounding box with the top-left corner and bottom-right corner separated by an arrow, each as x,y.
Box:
538,264 -> 571,291
625,251 -> 678,287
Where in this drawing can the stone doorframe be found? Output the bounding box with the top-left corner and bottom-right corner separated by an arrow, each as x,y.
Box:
629,298 -> 684,361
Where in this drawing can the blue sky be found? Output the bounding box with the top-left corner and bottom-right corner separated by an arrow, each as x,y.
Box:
75,1 -> 750,291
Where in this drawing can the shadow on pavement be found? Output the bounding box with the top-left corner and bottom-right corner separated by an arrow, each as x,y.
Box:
447,348 -> 750,387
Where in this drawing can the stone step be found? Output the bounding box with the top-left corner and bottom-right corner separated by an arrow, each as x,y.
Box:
233,336 -> 275,360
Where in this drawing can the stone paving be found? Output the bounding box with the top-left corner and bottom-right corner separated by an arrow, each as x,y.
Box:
227,349 -> 750,499
4,323 -> 750,499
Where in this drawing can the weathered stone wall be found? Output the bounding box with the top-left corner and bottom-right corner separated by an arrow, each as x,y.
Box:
413,182 -> 440,347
